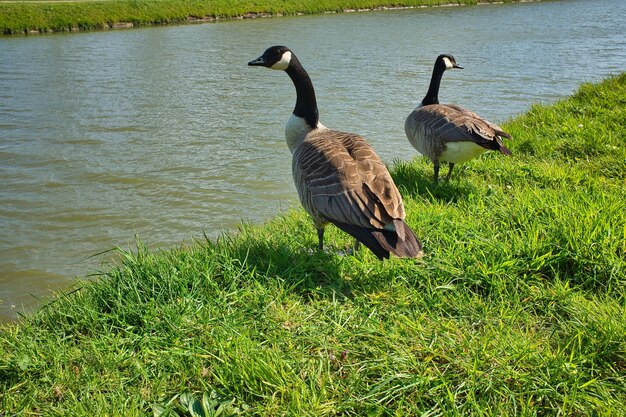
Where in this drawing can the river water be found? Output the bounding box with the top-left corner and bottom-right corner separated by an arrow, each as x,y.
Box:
1,0 -> 625,321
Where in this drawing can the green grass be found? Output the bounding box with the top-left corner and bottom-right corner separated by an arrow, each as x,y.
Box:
1,0 -> 525,35
1,74 -> 626,415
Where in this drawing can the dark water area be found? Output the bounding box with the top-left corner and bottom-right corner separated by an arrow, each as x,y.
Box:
1,0 -> 625,321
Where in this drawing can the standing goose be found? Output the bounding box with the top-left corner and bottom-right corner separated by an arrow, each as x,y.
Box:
404,54 -> 512,181
248,45 -> 422,260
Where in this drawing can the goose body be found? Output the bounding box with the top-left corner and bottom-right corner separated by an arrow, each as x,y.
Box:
404,54 -> 511,181
249,46 -> 422,259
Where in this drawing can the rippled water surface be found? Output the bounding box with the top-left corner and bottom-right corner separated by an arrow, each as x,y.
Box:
1,0 -> 625,321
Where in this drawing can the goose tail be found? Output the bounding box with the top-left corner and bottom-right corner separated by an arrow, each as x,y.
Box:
332,220 -> 423,260
492,132 -> 512,156
499,144 -> 512,156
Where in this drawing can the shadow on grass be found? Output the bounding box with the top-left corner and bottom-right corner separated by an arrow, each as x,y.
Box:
392,159 -> 478,203
224,233 -> 356,302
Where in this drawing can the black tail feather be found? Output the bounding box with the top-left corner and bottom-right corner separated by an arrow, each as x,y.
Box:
332,220 -> 423,260
482,137 -> 512,156
499,144 -> 512,156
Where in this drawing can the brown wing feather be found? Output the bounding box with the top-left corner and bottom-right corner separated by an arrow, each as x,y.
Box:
292,129 -> 405,229
446,104 -> 511,139
414,104 -> 511,153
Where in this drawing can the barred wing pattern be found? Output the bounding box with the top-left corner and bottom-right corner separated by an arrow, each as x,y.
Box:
407,104 -> 511,158
292,129 -> 422,259
292,129 -> 404,229
444,104 -> 512,152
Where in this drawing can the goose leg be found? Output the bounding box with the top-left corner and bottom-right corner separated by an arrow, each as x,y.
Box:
353,239 -> 361,252
317,228 -> 325,251
433,163 -> 440,182
446,163 -> 455,181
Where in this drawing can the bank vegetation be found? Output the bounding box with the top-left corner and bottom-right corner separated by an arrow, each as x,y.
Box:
2,0 -> 530,35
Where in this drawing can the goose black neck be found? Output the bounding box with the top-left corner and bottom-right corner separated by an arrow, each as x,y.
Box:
421,61 -> 446,105
285,57 -> 319,129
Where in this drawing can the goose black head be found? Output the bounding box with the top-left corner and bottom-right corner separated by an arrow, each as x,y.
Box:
420,53 -> 464,106
436,53 -> 463,71
248,45 -> 293,70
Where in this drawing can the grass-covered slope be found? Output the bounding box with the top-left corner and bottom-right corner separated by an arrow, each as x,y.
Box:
1,73 -> 625,415
1,0 -> 524,35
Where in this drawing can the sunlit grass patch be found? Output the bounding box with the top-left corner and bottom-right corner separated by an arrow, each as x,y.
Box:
1,75 -> 625,415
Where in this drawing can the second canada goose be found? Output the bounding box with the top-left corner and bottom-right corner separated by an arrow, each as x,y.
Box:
404,54 -> 512,181
248,45 -> 422,260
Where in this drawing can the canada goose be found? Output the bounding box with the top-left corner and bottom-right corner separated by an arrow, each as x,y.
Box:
248,45 -> 422,260
404,54 -> 512,181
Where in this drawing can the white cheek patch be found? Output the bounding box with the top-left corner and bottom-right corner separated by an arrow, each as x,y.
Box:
443,56 -> 454,69
271,51 -> 292,70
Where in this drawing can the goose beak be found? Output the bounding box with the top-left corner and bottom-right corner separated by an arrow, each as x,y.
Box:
248,56 -> 266,66
454,64 -> 463,70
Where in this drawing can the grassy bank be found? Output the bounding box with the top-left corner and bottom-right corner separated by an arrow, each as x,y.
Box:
1,73 -> 625,415
2,0 -> 525,35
